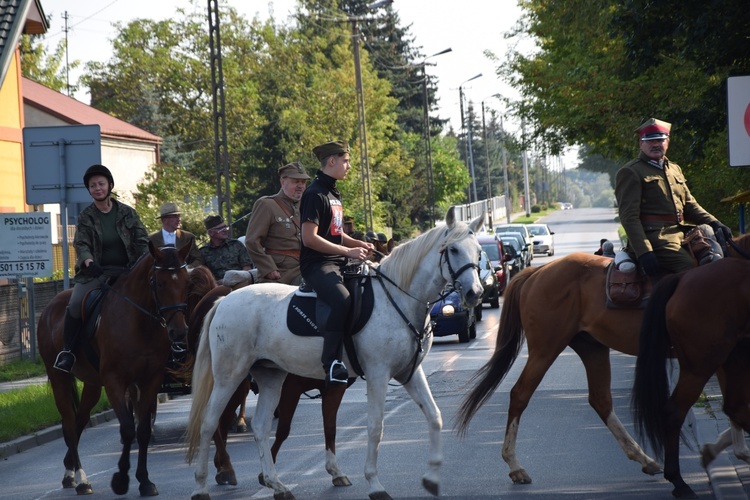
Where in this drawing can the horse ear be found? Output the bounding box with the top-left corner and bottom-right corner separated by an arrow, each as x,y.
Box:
469,210 -> 486,233
148,240 -> 158,258
387,239 -> 395,253
178,240 -> 191,263
445,206 -> 456,227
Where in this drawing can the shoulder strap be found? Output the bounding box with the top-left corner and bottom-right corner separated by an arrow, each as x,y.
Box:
273,197 -> 300,230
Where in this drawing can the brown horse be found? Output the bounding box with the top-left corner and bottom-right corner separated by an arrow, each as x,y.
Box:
632,254 -> 750,498
456,233 -> 750,485
185,274 -> 353,488
37,242 -> 191,496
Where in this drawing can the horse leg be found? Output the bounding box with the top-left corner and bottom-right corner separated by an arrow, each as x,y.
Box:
69,381 -> 102,494
399,365 -> 442,497
363,373 -> 393,500
265,375 -> 304,483
713,352 -> 750,466
321,381 -> 351,486
251,367 -> 294,500
105,383 -> 136,496
234,377 -> 250,432
133,380 -> 163,496
663,371 -> 713,499
568,335 -> 662,475
213,381 -> 250,486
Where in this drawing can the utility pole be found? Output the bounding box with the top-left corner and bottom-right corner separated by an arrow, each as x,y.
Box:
458,73 -> 481,203
62,11 -> 70,96
521,117 -> 531,217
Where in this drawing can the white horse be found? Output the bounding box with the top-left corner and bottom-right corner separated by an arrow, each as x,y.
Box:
186,207 -> 485,500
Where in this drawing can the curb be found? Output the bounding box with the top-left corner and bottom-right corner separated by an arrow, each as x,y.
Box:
0,409 -> 117,460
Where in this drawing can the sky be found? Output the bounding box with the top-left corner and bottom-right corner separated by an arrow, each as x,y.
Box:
37,0 -> 577,165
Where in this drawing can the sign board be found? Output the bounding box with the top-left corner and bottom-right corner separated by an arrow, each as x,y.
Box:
0,213 -> 54,278
23,125 -> 101,204
727,76 -> 750,167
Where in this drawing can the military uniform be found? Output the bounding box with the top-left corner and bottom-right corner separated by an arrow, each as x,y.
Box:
200,239 -> 253,281
245,190 -> 303,285
616,154 -> 718,272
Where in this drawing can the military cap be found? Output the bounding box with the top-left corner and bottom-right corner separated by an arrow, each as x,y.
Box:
278,162 -> 310,180
157,202 -> 181,219
203,214 -> 224,230
635,118 -> 671,141
312,140 -> 350,161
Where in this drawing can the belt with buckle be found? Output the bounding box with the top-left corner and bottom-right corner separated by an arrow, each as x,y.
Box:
266,248 -> 300,259
640,212 -> 683,224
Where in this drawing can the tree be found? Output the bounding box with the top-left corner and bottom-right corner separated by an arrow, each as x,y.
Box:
19,34 -> 79,93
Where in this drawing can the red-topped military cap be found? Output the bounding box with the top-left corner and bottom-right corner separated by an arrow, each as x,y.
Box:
635,118 -> 671,141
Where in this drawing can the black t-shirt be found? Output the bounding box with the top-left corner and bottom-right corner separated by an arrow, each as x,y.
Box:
299,170 -> 346,272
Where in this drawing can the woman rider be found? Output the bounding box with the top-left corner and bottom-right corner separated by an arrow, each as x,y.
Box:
53,164 -> 149,372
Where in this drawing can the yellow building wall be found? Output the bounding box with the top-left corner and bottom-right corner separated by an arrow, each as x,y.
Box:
0,50 -> 27,213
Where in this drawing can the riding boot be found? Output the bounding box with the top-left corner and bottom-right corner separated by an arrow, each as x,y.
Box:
322,330 -> 348,386
53,311 -> 83,373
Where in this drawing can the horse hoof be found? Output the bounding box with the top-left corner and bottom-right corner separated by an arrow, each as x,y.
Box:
258,472 -> 266,487
236,422 -> 248,433
672,485 -> 698,499
75,482 -> 93,495
332,476 -> 352,487
215,470 -> 237,486
273,491 -> 295,500
422,477 -> 439,496
111,472 -> 129,495
62,476 -> 77,489
509,469 -> 532,484
191,494 -> 211,500
642,461 -> 663,475
369,491 -> 393,500
139,482 -> 159,496
700,446 -> 716,468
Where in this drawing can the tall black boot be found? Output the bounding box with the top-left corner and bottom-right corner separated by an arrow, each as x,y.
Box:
321,331 -> 347,385
53,311 -> 83,373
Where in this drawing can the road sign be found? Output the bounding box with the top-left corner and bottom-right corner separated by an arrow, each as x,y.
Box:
23,125 -> 101,204
0,213 -> 53,278
727,75 -> 750,167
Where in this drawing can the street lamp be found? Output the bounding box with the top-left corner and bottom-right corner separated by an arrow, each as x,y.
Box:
420,47 -> 452,227
348,0 -> 393,231
459,73 -> 482,203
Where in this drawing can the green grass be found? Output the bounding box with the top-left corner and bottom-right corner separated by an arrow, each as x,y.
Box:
511,207 -> 558,224
0,358 -> 47,382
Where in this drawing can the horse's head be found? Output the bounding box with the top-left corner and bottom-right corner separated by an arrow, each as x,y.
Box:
149,241 -> 191,350
439,207 -> 485,308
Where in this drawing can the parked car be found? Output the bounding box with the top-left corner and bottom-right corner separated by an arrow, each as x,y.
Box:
495,224 -> 534,262
474,251 -> 499,320
430,284 -> 476,343
527,223 -> 555,256
498,231 -> 532,268
498,236 -> 525,277
476,234 -> 510,297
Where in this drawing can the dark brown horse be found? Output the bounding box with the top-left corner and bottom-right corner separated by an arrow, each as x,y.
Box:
186,276 -> 353,488
456,233 -> 750,485
37,242 -> 191,496
632,252 -> 750,498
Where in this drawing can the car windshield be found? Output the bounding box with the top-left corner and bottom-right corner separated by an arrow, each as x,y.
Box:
481,243 -> 500,261
500,238 -> 521,250
502,244 -> 517,256
528,225 -> 548,236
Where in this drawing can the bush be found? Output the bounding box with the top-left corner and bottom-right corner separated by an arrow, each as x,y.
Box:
531,204 -> 542,213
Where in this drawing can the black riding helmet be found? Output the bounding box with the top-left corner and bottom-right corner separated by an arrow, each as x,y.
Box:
365,230 -> 377,242
83,164 -> 114,188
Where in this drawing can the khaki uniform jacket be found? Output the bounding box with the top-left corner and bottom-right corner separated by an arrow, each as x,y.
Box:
149,229 -> 203,266
73,198 -> 149,284
615,152 -> 717,258
245,190 -> 302,285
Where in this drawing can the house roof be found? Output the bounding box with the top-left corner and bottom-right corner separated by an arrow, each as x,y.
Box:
0,0 -> 48,88
22,76 -> 162,145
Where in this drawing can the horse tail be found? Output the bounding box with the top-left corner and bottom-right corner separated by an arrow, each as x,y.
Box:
631,272 -> 681,459
185,296 -> 223,463
455,266 -> 540,435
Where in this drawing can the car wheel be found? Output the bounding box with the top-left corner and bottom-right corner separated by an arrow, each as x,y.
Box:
469,320 -> 477,339
490,292 -> 500,309
475,305 -> 483,321
458,322 -> 471,343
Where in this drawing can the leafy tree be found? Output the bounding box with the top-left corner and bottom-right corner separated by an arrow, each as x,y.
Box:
19,34 -> 79,93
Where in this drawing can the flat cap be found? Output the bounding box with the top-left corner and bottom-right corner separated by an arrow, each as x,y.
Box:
157,202 -> 181,219
635,118 -> 671,141
278,162 -> 310,179
203,214 -> 224,230
312,140 -> 350,161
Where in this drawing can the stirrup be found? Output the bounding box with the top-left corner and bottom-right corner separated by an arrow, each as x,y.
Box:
327,360 -> 348,384
53,350 -> 76,373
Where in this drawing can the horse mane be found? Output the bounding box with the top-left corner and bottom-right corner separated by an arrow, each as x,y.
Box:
379,221 -> 473,290
730,233 -> 750,257
188,266 -> 218,307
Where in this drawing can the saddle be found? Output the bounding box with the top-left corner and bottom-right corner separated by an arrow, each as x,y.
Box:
286,262 -> 376,376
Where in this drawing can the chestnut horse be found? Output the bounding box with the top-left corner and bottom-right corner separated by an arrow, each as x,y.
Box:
456,233 -> 750,485
633,250 -> 750,498
36,242 -> 191,496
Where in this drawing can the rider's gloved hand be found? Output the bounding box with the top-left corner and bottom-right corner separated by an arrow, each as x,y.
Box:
87,262 -> 104,278
709,221 -> 732,242
638,251 -> 660,277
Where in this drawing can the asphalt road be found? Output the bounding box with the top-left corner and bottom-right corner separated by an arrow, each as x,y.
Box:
0,208 -> 747,499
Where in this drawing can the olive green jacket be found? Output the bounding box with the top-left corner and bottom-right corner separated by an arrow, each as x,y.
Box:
615,152 -> 717,257
73,198 -> 150,283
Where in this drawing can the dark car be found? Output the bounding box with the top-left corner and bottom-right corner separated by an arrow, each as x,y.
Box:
498,236 -> 525,277
430,285 -> 476,343
474,250 -> 499,320
494,224 -> 534,260
477,235 -> 510,298
500,231 -> 532,268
